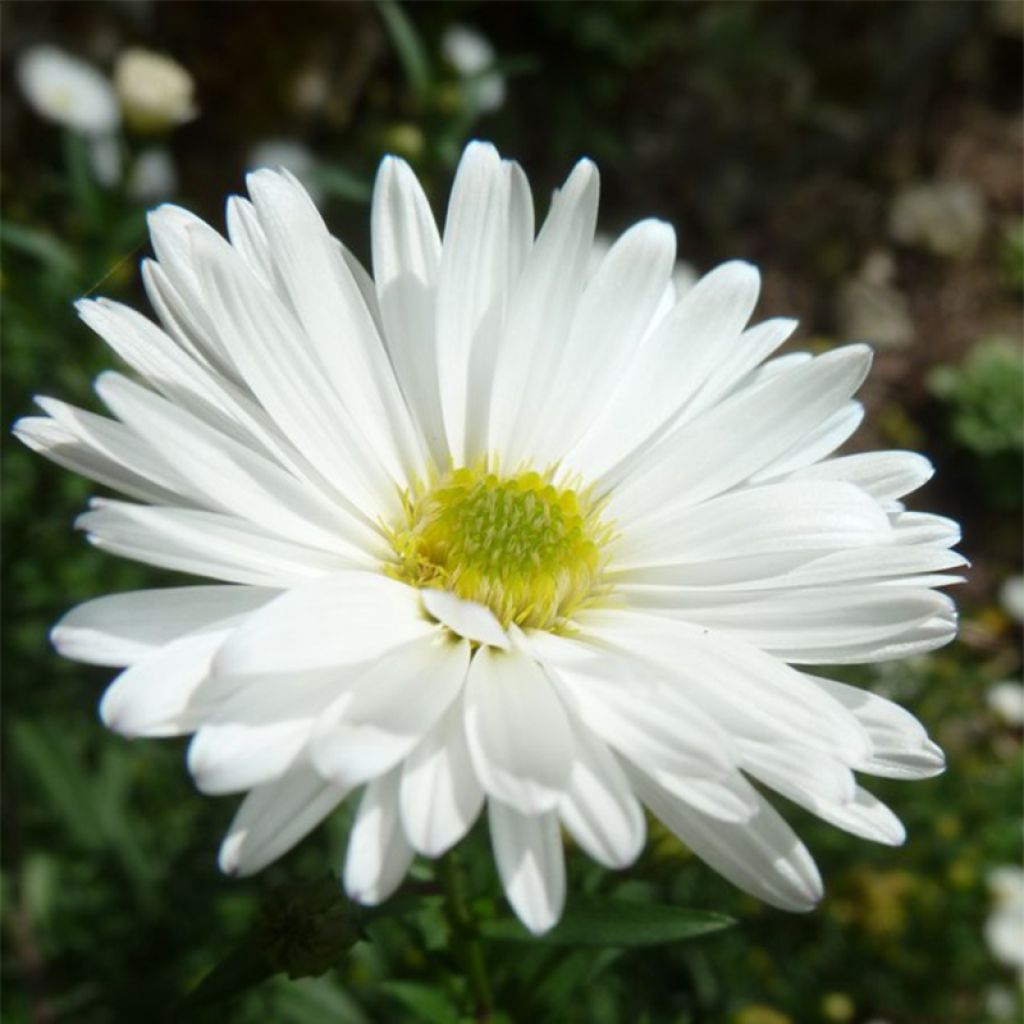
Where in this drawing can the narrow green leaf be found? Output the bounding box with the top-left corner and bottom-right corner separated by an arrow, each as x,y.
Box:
478,897 -> 734,948
376,0 -> 431,100
175,936 -> 276,1014
378,981 -> 460,1024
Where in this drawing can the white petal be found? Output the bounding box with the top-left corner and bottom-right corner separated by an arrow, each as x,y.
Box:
51,585 -> 277,666
463,646 -> 573,815
344,769 -> 415,905
246,169 -> 425,485
219,766 -> 349,876
751,401 -> 864,482
13,414 -> 178,506
371,156 -> 446,464
435,142 -> 512,462
614,480 -> 891,570
572,610 -> 871,763
311,634 -> 469,788
488,802 -> 565,935
400,699 -> 485,857
99,625 -> 236,737
807,674 -> 946,779
610,345 -> 872,522
636,586 -> 957,664
559,723 -> 645,869
807,786 -> 906,846
95,372 -> 372,558
214,572 -> 433,678
421,588 -> 509,649
489,159 -> 599,464
188,719 -> 310,794
789,451 -> 935,502
77,500 -> 360,586
189,227 -> 399,523
738,740 -> 856,805
628,765 -> 823,912
528,218 -> 677,467
565,260 -> 761,481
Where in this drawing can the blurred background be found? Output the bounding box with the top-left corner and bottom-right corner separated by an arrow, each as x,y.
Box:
2,2 -> 1022,1022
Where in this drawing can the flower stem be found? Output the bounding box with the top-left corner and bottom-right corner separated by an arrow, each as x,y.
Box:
439,850 -> 493,1020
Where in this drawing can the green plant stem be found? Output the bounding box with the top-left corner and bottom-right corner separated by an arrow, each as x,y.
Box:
439,851 -> 493,1020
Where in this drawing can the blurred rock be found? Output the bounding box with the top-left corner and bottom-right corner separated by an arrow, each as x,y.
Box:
836,251 -> 914,350
889,180 -> 986,259
114,48 -> 196,133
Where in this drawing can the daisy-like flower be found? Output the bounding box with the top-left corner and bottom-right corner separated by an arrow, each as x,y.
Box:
14,141 -> 962,934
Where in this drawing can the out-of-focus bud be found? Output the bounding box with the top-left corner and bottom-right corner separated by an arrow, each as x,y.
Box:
18,45 -> 119,135
114,48 -> 196,133
441,25 -> 506,114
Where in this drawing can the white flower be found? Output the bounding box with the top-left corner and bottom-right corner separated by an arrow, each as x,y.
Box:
442,25 -> 506,113
128,147 -> 178,202
1001,576 -> 1024,623
988,681 -> 1024,727
15,141 -> 962,935
986,867 -> 1024,976
18,45 -> 119,135
114,48 -> 196,132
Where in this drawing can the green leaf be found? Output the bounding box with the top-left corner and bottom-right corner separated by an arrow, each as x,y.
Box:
378,981 -> 460,1024
478,897 -> 734,948
0,220 -> 79,279
176,936 -> 276,1014
376,0 -> 431,100
312,165 -> 373,204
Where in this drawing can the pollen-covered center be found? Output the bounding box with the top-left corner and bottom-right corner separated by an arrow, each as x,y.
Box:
388,465 -> 613,631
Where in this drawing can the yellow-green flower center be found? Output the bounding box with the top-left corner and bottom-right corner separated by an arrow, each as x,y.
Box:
387,465 -> 613,631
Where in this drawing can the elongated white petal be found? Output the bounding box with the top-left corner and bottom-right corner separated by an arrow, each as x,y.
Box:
528,218 -> 677,466
371,156 -> 446,464
610,345 -> 872,521
188,718 -> 310,794
344,769 -> 415,905
78,500 -> 360,586
219,766 -> 349,876
490,159 -> 599,464
435,142 -> 513,462
246,169 -> 425,485
628,765 -> 823,912
559,723 -> 645,869
99,625 -> 236,737
488,802 -> 565,935
790,450 -> 935,502
214,572 -> 432,678
565,260 -> 761,481
52,585 -> 277,666
311,634 -> 469,788
400,699 -> 485,857
616,480 -> 891,569
463,646 -> 573,815
421,589 -> 509,649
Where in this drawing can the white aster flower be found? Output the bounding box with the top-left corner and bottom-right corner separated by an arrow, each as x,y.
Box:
987,681 -> 1024,727
15,141 -> 962,935
986,867 -> 1024,978
18,45 -> 120,135
113,47 -> 196,133
442,25 -> 506,113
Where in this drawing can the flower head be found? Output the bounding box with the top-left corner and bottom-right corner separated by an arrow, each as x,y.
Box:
113,47 -> 196,133
18,45 -> 119,135
15,141 -> 961,934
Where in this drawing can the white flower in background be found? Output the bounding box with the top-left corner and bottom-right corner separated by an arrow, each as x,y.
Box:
18,45 -> 120,135
442,25 -> 506,113
15,141 -> 961,934
114,47 -> 196,133
986,867 -> 1024,978
247,139 -> 322,204
128,148 -> 178,202
1001,576 -> 1024,623
987,681 -> 1024,727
